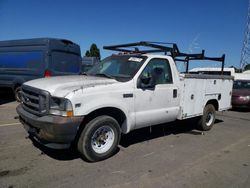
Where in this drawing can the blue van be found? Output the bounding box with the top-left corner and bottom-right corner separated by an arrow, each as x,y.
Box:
0,38 -> 82,101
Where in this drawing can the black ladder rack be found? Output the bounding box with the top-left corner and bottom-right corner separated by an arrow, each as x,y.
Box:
103,41 -> 225,74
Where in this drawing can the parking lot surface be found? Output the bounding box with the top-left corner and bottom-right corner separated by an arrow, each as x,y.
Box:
0,93 -> 250,188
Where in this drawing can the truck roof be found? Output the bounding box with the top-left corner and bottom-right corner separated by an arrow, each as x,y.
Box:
243,70 -> 250,74
0,38 -> 74,46
234,73 -> 250,80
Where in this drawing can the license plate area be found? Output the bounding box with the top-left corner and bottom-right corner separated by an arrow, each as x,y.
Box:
23,124 -> 38,134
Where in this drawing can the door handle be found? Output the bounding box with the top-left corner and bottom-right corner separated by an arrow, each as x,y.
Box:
173,89 -> 177,98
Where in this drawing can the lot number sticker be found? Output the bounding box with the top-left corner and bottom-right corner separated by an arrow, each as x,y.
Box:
128,57 -> 143,62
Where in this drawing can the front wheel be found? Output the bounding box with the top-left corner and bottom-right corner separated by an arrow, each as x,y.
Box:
14,86 -> 22,102
197,104 -> 216,131
77,115 -> 121,162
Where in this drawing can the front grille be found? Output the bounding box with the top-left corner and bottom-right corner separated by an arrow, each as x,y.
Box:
21,85 -> 50,116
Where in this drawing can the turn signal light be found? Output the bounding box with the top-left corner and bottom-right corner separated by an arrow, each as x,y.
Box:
66,111 -> 73,117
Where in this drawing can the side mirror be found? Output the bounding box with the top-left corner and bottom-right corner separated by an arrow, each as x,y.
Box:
137,75 -> 154,89
141,76 -> 151,85
137,67 -> 164,89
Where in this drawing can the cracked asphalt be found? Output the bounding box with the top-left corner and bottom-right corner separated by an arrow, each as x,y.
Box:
0,91 -> 250,188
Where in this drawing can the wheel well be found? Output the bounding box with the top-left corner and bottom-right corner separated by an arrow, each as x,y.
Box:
73,107 -> 126,145
14,83 -> 21,91
83,107 -> 126,127
206,99 -> 219,111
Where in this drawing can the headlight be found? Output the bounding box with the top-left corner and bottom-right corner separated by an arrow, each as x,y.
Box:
49,97 -> 73,117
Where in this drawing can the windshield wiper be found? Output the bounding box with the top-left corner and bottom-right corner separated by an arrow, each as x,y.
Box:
94,73 -> 115,79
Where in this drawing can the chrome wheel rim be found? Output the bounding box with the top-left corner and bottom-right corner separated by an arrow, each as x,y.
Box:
16,90 -> 22,102
205,112 -> 214,126
91,126 -> 115,154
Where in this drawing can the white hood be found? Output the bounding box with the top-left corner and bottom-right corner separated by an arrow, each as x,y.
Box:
24,75 -> 118,97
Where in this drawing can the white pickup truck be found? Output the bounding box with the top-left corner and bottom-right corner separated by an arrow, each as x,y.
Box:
17,42 -> 233,162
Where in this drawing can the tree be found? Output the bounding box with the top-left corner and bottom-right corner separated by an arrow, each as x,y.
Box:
85,50 -> 90,57
244,64 -> 250,71
85,43 -> 101,60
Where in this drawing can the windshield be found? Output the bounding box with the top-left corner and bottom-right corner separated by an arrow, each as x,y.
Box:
233,80 -> 250,89
87,55 -> 146,82
51,52 -> 81,74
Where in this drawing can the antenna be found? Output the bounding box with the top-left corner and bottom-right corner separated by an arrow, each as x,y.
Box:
184,34 -> 200,72
188,34 -> 200,53
240,0 -> 250,70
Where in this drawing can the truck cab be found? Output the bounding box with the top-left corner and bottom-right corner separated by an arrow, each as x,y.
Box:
17,42 -> 233,162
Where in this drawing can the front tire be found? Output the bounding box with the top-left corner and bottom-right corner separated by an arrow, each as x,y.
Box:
14,86 -> 22,102
77,115 -> 121,162
197,104 -> 216,131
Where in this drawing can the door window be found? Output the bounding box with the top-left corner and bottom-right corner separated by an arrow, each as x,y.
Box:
140,58 -> 172,85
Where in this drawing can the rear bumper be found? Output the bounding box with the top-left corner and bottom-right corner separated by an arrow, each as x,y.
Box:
16,104 -> 84,147
232,104 -> 250,109
232,100 -> 250,109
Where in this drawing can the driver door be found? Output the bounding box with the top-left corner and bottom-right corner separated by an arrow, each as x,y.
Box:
134,58 -> 179,129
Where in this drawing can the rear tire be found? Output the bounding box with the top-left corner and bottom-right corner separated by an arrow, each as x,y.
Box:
197,104 -> 216,131
14,86 -> 22,102
77,115 -> 121,162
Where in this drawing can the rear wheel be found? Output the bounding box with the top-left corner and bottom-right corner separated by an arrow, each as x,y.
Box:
197,104 -> 216,131
77,115 -> 121,162
14,86 -> 22,102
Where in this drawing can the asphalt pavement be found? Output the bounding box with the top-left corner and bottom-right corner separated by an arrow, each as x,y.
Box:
0,91 -> 250,188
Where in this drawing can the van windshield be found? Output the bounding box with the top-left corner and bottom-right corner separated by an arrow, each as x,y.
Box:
87,55 -> 146,82
51,52 -> 81,74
